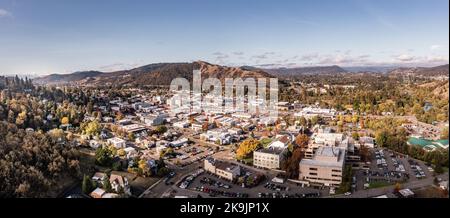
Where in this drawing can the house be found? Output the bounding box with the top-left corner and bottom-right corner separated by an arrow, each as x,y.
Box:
109,173 -> 131,195
204,158 -> 241,181
89,140 -> 101,149
90,187 -> 106,198
92,172 -> 107,183
107,137 -> 126,149
123,147 -> 138,159
299,146 -> 346,186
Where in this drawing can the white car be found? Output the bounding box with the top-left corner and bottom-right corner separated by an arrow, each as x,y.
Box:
344,192 -> 352,196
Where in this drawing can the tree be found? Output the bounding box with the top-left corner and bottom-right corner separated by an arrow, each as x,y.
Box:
236,139 -> 261,160
375,130 -> 388,147
83,120 -> 101,136
285,147 -> 304,178
61,117 -> 69,125
394,182 -> 401,193
295,134 -> 309,148
95,147 -> 113,167
115,112 -> 124,121
351,132 -> 359,140
155,125 -> 167,134
103,177 -> 112,192
138,159 -> 150,177
441,127 -> 449,140
82,175 -> 94,194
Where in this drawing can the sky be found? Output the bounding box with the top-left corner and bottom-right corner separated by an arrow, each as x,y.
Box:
0,0 -> 448,75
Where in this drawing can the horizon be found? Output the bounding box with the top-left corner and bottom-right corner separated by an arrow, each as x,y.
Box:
1,61 -> 449,78
0,0 -> 449,75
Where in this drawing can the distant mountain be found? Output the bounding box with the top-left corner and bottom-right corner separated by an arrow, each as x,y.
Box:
34,71 -> 104,84
264,65 -> 347,78
33,61 -> 275,86
388,64 -> 449,77
343,66 -> 398,73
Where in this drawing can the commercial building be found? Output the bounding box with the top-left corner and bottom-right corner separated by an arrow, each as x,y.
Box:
253,135 -> 291,169
204,158 -> 241,181
299,146 -> 346,186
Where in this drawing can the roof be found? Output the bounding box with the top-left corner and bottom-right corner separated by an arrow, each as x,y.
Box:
90,188 -> 106,197
399,188 -> 415,197
300,146 -> 345,168
255,147 -> 286,155
110,174 -> 127,187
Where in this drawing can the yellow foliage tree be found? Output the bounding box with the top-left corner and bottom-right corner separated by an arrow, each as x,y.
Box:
236,139 -> 261,160
61,117 -> 69,125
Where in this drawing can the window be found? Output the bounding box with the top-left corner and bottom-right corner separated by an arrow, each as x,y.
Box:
309,172 -> 317,176
332,169 -> 341,173
309,168 -> 318,171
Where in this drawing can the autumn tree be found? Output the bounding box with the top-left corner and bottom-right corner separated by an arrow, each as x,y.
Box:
295,134 -> 309,149
236,139 -> 261,160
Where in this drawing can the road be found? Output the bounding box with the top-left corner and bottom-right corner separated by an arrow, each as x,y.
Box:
329,172 -> 448,198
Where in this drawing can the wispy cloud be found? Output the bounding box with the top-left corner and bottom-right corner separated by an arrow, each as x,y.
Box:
430,44 -> 442,50
395,54 -> 416,62
0,9 -> 12,18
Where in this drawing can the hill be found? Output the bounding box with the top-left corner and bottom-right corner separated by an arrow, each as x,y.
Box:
388,64 -> 449,77
33,61 -> 275,87
264,65 -> 347,78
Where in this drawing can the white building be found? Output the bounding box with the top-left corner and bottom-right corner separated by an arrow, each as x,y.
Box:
107,137 -> 126,149
299,146 -> 346,186
253,135 -> 291,169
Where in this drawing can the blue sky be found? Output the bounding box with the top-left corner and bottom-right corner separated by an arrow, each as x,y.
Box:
0,0 -> 448,75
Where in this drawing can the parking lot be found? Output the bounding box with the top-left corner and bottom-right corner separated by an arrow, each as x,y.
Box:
180,172 -> 328,198
354,148 -> 432,192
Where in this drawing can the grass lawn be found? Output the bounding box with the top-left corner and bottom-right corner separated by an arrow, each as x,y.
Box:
240,157 -> 253,165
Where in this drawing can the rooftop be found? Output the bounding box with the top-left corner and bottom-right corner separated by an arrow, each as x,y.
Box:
300,146 -> 345,168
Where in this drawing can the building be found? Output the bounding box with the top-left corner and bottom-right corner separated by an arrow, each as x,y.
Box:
294,106 -> 336,120
312,133 -> 344,146
107,137 -> 126,149
253,135 -> 291,169
299,146 -> 346,186
359,136 -> 375,148
92,172 -> 107,183
398,188 -> 415,198
90,187 -> 106,198
142,114 -> 167,126
173,121 -> 190,128
109,174 -> 131,195
204,158 -> 241,181
169,138 -> 189,147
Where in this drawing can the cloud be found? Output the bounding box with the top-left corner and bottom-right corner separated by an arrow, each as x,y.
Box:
426,55 -> 448,63
233,51 -> 244,56
211,52 -> 229,64
0,9 -> 12,18
300,53 -> 319,61
395,54 -> 415,62
430,45 -> 442,50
